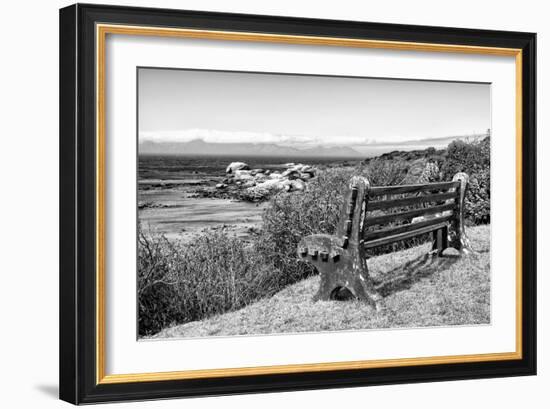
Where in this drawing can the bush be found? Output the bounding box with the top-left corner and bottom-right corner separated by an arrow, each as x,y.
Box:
257,167 -> 356,281
464,167 -> 490,224
362,158 -> 409,186
138,228 -> 279,336
441,137 -> 490,177
138,230 -> 183,336
442,137 -> 490,224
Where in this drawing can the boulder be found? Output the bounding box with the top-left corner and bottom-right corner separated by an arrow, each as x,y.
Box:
215,183 -> 227,189
255,179 -> 285,190
281,169 -> 301,180
234,170 -> 254,180
242,180 -> 257,188
290,179 -> 306,191
226,162 -> 250,174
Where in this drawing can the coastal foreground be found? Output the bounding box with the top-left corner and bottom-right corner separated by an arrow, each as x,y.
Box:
150,225 -> 490,338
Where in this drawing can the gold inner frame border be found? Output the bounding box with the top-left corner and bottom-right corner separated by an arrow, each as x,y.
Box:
95,23 -> 523,385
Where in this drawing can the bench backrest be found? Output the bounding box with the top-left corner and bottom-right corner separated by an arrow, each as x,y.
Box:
336,173 -> 469,250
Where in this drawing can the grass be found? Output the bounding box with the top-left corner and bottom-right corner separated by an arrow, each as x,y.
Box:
151,225 -> 491,339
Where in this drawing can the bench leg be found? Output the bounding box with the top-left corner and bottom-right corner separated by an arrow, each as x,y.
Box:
448,172 -> 473,254
431,226 -> 448,256
311,248 -> 382,310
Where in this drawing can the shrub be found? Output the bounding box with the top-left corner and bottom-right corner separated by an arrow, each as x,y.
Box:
442,136 -> 490,224
138,227 -> 279,336
363,158 -> 409,186
257,167 -> 356,280
441,137 -> 490,177
464,167 -> 490,224
138,230 -> 184,336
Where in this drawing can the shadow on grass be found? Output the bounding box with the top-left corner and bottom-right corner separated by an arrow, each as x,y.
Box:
374,252 -> 460,298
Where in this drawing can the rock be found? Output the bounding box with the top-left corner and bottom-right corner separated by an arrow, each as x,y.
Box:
242,180 -> 257,188
222,161 -> 317,200
288,164 -> 305,172
254,179 -> 284,190
291,179 -> 306,191
226,162 -> 250,174
234,170 -> 254,180
281,169 -> 301,180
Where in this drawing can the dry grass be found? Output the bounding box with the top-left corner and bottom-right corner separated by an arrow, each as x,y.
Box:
152,225 -> 491,339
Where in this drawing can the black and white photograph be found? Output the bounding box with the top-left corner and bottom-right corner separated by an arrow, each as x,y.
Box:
137,68 -> 491,339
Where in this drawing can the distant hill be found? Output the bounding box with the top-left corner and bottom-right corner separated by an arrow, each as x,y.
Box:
363,146 -> 446,164
139,138 -> 363,158
363,134 -> 490,164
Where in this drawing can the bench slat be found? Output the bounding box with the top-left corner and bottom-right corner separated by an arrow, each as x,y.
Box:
368,191 -> 457,211
364,214 -> 454,241
365,203 -> 456,226
363,222 -> 448,249
369,181 -> 460,197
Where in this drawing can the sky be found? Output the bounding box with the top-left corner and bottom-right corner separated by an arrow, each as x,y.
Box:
138,68 -> 490,154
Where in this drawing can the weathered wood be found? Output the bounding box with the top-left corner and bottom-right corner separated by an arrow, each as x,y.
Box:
448,172 -> 473,253
368,191 -> 457,211
364,214 -> 454,241
431,225 -> 448,256
369,181 -> 460,197
298,176 -> 381,308
365,203 -> 456,227
363,222 -> 448,249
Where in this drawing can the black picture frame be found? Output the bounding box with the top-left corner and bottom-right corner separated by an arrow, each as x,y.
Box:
59,3 -> 536,405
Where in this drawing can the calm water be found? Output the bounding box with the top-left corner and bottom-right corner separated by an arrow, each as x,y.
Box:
138,155 -> 361,181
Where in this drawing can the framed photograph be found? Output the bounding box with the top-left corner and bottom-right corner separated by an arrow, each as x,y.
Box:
59,3 -> 536,404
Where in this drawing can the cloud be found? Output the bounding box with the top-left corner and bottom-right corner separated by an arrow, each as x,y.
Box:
139,129 -> 375,147
139,129 -> 489,151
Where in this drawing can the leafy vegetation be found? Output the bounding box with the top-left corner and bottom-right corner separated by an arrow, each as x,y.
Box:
138,229 -> 279,336
441,137 -> 491,224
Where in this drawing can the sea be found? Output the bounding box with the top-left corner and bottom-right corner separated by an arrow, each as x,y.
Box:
138,154 -> 361,181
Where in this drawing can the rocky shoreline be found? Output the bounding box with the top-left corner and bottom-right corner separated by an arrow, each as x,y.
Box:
193,161 -> 317,202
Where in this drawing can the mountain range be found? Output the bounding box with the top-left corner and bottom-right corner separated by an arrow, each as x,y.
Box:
139,138 -> 363,157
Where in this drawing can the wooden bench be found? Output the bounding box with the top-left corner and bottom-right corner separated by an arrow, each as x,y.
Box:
297,172 -> 472,309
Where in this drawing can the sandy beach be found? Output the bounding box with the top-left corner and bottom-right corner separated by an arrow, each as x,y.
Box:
138,179 -> 267,242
